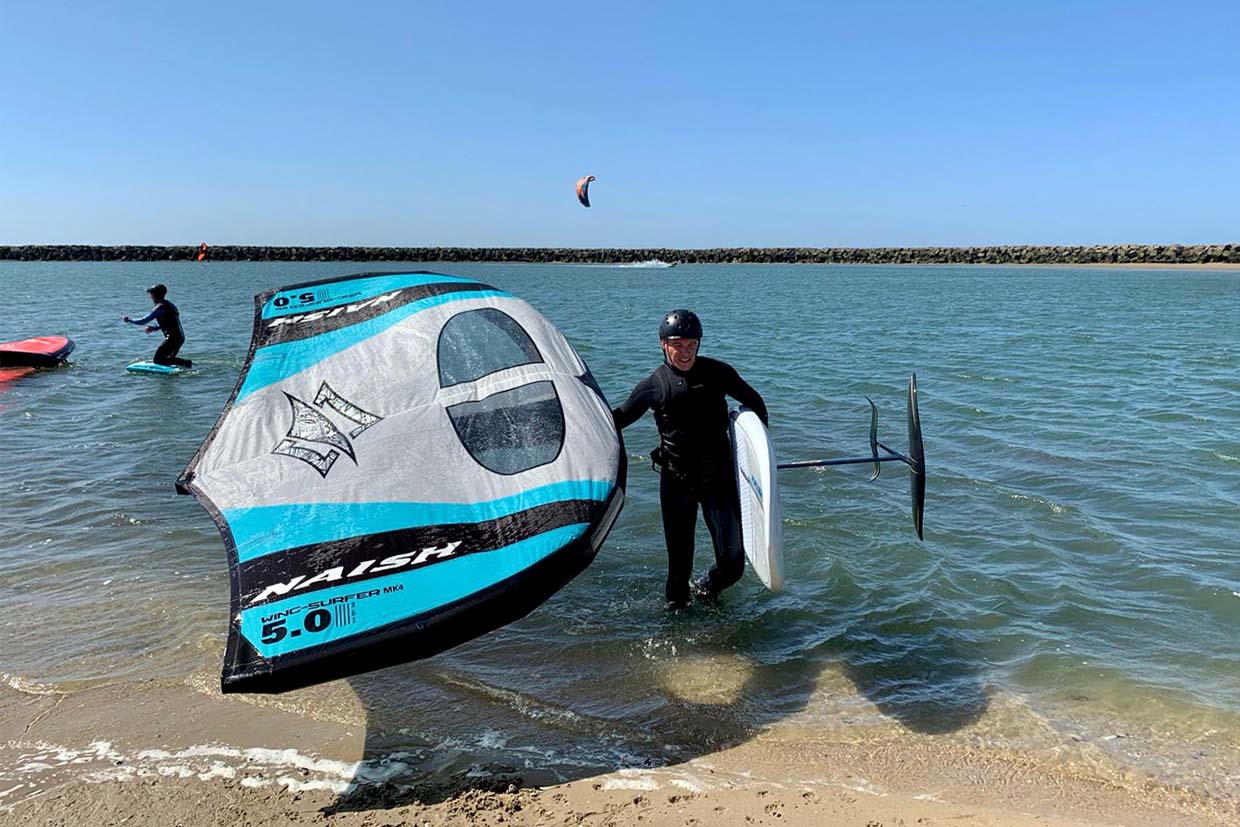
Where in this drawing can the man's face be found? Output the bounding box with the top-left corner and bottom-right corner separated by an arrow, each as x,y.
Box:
661,337 -> 699,371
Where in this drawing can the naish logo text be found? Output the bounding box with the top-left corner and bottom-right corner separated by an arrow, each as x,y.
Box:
272,381 -> 383,477
266,290 -> 403,327
742,468 -> 764,501
249,541 -> 462,605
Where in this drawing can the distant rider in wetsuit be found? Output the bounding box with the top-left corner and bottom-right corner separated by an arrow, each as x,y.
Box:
122,283 -> 192,368
612,310 -> 768,609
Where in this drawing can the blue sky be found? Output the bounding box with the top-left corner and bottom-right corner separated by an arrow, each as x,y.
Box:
2,1 -> 1237,247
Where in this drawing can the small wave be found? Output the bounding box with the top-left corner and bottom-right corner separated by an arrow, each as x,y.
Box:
107,512 -> 154,527
2,672 -> 61,696
1213,452 -> 1240,464
1006,492 -> 1069,514
437,672 -> 586,728
185,668 -> 369,726
601,770 -> 659,790
952,373 -> 1019,383
6,739 -> 368,799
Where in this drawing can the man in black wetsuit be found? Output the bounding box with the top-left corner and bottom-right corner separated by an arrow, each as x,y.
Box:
612,310 -> 768,609
122,283 -> 192,368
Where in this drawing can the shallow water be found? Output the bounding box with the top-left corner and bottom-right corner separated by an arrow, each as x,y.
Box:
1,261 -> 1237,794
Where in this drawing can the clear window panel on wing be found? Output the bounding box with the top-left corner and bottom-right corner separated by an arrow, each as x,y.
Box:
446,381 -> 565,474
438,308 -> 544,387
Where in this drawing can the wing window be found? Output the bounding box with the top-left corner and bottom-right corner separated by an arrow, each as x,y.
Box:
446,381 -> 565,474
438,308 -> 543,387
437,309 -> 565,474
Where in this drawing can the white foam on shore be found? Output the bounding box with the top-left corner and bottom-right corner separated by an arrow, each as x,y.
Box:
600,775 -> 658,791
1,673 -> 60,696
846,777 -> 888,797
3,736 -> 909,813
1,738 -> 371,807
277,775 -> 351,794
597,767 -> 719,793
7,735 -> 659,809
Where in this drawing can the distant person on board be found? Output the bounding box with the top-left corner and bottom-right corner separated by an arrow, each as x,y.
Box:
122,283 -> 192,368
612,309 -> 768,609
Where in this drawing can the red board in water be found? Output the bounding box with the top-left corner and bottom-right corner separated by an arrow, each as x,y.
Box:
0,336 -> 76,368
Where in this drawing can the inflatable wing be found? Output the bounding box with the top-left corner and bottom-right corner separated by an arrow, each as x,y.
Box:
576,175 -> 595,208
177,272 -> 625,693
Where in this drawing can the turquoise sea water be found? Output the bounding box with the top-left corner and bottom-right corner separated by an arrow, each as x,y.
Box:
1,262 -> 1237,798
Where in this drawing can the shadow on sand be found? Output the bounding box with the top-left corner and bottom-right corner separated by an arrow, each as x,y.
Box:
323,588 -> 990,814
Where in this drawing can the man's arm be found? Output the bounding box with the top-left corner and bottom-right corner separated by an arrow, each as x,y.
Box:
125,306 -> 164,326
725,365 -> 769,426
611,375 -> 655,430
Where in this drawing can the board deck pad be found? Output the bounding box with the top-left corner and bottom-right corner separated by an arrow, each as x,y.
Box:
730,407 -> 783,591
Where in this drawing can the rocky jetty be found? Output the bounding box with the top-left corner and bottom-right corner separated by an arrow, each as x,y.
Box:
0,244 -> 1236,264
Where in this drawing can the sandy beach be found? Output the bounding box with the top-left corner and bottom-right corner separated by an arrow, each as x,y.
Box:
3,675 -> 1235,827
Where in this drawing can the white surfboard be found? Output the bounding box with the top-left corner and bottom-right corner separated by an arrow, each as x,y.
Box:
730,407 -> 783,592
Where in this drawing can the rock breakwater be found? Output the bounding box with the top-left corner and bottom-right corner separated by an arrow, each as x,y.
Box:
1,244 -> 1236,264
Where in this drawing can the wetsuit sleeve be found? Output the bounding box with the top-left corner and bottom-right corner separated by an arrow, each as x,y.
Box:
724,365 -> 769,426
611,376 -> 656,430
128,306 -> 165,326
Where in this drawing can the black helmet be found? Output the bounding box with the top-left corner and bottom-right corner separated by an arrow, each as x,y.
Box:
146,283 -> 168,300
658,309 -> 702,340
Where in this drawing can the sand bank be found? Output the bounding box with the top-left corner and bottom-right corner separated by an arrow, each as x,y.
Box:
2,679 -> 1234,827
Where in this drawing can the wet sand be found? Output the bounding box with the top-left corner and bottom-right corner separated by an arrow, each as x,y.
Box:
2,680 -> 1235,826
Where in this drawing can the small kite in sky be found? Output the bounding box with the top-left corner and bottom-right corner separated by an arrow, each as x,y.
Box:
575,175 -> 595,208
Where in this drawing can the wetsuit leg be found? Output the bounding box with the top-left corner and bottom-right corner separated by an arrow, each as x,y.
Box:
153,337 -> 192,368
659,472 -> 699,605
697,481 -> 745,597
